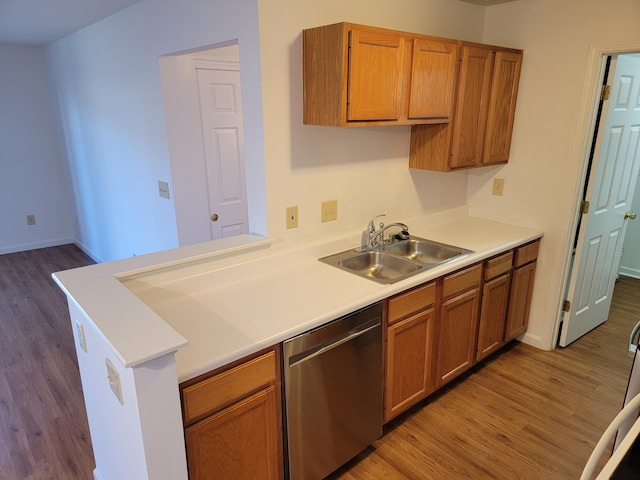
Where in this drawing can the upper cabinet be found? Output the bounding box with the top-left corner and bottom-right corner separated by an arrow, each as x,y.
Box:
410,42 -> 523,171
303,23 -> 460,126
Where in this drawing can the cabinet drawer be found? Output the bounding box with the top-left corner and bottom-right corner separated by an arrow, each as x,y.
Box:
484,251 -> 513,281
182,350 -> 277,426
388,281 -> 436,325
442,264 -> 482,300
514,240 -> 539,267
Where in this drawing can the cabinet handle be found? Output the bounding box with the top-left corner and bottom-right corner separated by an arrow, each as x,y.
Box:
211,213 -> 219,222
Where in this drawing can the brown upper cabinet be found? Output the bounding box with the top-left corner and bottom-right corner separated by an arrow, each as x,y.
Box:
410,42 -> 523,171
303,23 -> 460,126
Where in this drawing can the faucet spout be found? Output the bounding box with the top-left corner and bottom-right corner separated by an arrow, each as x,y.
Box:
368,222 -> 410,250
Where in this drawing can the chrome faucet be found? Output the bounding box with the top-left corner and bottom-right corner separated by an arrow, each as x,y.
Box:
369,222 -> 410,249
363,213 -> 410,250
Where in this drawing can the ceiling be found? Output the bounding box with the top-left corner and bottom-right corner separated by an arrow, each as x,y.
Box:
0,0 -> 519,47
0,0 -> 143,46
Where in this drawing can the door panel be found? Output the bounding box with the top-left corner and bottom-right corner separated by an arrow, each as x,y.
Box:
560,55 -> 640,346
348,30 -> 405,121
197,66 -> 249,239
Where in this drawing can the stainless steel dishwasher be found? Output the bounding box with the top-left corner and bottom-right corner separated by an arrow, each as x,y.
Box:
283,302 -> 383,480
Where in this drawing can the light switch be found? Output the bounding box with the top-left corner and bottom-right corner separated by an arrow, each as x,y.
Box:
105,358 -> 124,405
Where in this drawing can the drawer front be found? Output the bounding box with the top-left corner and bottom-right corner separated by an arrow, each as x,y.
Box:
182,350 -> 276,426
514,240 -> 540,267
388,281 -> 436,324
442,264 -> 482,300
484,251 -> 513,281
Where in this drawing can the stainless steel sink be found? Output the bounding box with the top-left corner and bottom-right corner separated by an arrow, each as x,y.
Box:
319,237 -> 473,284
384,237 -> 473,266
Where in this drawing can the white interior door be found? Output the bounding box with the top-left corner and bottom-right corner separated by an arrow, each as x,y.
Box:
560,55 -> 640,346
196,61 -> 249,239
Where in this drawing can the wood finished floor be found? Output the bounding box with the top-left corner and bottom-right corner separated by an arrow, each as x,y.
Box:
0,244 -> 638,479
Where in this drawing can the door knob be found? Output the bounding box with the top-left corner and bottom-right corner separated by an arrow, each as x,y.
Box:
211,213 -> 219,222
625,212 -> 637,220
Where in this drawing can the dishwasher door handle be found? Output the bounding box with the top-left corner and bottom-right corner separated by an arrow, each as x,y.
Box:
288,319 -> 380,368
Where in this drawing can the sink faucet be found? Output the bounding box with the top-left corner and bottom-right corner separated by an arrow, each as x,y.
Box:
363,213 -> 410,250
369,222 -> 410,249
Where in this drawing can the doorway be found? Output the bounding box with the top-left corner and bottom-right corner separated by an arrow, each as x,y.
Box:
158,42 -> 250,246
558,52 -> 640,347
195,59 -> 249,239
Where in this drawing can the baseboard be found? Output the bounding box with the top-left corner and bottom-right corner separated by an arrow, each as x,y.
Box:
619,268 -> 640,280
72,239 -> 102,264
0,237 -> 74,255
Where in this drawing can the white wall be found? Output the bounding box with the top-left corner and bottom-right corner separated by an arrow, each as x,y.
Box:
46,0 -> 264,263
0,45 -> 73,254
467,0 -> 640,348
257,0 -> 486,243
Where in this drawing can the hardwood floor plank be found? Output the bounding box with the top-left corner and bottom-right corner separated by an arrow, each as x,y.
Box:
0,244 -> 95,479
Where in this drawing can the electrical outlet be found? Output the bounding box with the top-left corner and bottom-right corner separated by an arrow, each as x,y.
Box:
105,358 -> 124,405
26,214 -> 36,226
492,178 -> 505,196
74,318 -> 87,353
158,180 -> 170,199
286,206 -> 298,229
321,200 -> 338,223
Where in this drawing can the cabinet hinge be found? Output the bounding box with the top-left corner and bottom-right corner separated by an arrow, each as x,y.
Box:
581,200 -> 590,214
562,300 -> 571,312
601,85 -> 611,101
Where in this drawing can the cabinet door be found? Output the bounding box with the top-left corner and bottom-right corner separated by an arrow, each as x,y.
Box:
449,46 -> 493,169
483,50 -> 523,165
437,288 -> 481,386
476,273 -> 511,361
385,308 -> 436,421
506,261 -> 536,340
408,38 -> 459,120
348,29 -> 406,121
185,386 -> 282,480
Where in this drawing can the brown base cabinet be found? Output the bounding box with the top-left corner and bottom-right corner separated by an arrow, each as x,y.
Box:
436,264 -> 482,386
476,251 -> 513,361
506,241 -> 539,339
180,348 -> 283,480
383,239 -> 540,421
384,282 -> 437,421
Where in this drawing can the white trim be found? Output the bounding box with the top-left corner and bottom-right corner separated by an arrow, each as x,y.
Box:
549,41 -> 640,350
194,58 -> 239,71
0,237 -> 74,255
619,269 -> 640,280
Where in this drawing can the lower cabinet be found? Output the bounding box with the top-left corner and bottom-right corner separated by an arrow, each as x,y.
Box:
436,264 -> 482,387
384,282 -> 437,421
476,251 -> 513,361
506,241 -> 539,339
383,238 -> 540,421
180,348 -> 283,480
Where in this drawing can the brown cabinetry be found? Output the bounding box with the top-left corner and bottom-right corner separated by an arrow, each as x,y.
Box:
180,348 -> 283,480
409,43 -> 522,171
476,251 -> 513,361
384,282 -> 437,421
436,264 -> 482,386
506,241 -> 539,339
303,23 -> 459,126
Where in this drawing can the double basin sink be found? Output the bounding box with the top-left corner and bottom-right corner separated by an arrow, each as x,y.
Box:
319,237 -> 473,284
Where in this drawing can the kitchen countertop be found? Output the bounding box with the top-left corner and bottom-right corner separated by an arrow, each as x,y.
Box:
53,206 -> 543,383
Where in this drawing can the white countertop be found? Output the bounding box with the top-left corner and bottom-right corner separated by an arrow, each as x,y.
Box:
53,206 -> 543,383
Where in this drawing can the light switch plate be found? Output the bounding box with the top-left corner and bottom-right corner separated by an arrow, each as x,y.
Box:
105,358 -> 124,405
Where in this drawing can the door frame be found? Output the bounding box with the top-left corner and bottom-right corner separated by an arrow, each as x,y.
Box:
550,41 -> 640,349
